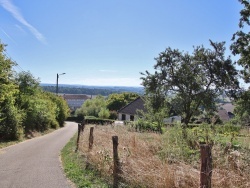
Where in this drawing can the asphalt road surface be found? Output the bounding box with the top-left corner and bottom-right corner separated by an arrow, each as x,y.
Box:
0,122 -> 77,188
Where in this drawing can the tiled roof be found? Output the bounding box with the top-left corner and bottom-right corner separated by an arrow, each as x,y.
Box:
63,94 -> 90,100
118,97 -> 146,115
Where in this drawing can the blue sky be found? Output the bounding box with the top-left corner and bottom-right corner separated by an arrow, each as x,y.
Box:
0,0 -> 243,86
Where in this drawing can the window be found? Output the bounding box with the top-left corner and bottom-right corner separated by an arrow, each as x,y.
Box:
130,115 -> 134,121
122,114 -> 126,121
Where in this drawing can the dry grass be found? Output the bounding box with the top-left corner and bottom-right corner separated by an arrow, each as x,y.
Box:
78,124 -> 250,188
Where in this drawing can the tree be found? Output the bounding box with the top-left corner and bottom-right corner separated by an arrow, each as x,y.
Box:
231,0 -> 250,82
98,107 -> 110,119
44,92 -> 70,127
15,71 -> 69,131
106,92 -> 139,111
0,42 -> 24,140
15,71 -> 40,95
234,89 -> 250,125
76,95 -> 108,118
135,95 -> 170,133
141,41 -> 239,131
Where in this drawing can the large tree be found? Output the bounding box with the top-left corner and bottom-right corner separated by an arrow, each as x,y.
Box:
141,41 -> 239,128
234,89 -> 250,125
76,95 -> 109,118
106,92 -> 139,111
231,0 -> 250,82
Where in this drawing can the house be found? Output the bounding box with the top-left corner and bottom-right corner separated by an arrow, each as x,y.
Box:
163,116 -> 182,123
217,103 -> 235,121
118,97 -> 146,121
63,94 -> 90,110
117,97 -> 180,122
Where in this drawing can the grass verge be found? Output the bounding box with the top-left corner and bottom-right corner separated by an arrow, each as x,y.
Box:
0,128 -> 56,149
61,133 -> 110,188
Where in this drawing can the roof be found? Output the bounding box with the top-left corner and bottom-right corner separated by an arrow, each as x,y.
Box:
220,103 -> 234,113
218,109 -> 230,121
63,94 -> 90,100
118,97 -> 146,115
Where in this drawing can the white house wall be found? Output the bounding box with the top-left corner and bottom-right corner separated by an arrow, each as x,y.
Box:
118,113 -> 130,121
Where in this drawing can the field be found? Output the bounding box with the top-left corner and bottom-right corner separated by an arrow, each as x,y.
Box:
66,123 -> 250,188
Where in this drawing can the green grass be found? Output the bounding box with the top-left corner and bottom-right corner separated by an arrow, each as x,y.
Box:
61,134 -> 110,188
0,128 -> 56,149
0,140 -> 20,149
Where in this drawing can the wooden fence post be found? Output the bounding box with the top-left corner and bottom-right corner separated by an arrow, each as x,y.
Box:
88,127 -> 94,150
200,143 -> 212,188
81,116 -> 85,132
112,136 -> 121,188
75,123 -> 82,152
81,123 -> 85,132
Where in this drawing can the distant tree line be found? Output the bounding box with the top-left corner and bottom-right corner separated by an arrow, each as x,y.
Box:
41,86 -> 143,96
0,42 -> 70,141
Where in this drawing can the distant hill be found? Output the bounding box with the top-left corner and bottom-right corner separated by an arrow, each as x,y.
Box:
40,83 -> 144,96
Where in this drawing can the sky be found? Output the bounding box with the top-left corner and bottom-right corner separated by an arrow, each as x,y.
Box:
0,0 -> 244,87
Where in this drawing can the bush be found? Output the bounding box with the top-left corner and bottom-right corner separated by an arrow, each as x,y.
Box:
133,119 -> 162,132
85,117 -> 114,125
109,110 -> 118,120
98,108 -> 110,119
46,93 -> 70,127
0,100 -> 24,140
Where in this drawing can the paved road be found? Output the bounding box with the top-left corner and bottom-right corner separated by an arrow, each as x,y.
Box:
0,122 -> 77,188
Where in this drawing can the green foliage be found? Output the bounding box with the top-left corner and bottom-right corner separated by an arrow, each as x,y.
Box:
159,124 -> 200,164
0,42 -> 23,140
141,41 -> 239,127
85,116 -> 114,125
23,95 -> 59,131
135,95 -> 170,133
76,95 -> 108,118
106,92 -> 139,111
15,71 -> 40,95
133,119 -> 161,132
216,122 -> 241,135
0,99 -> 24,140
234,89 -> 250,125
0,41 -> 70,140
15,71 -> 70,132
45,92 -> 70,127
231,0 -> 250,82
98,108 -> 110,119
109,110 -> 118,120
61,134 -> 109,187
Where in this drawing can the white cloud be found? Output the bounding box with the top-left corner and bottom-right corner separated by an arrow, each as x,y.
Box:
0,0 -> 47,44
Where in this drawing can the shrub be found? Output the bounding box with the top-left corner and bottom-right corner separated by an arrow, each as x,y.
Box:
109,110 -> 118,120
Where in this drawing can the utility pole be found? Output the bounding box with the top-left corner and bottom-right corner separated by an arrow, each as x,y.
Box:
56,73 -> 66,95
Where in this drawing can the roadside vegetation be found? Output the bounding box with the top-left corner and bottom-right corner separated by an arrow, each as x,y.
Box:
61,132 -> 110,188
65,123 -> 250,187
0,42 -> 70,142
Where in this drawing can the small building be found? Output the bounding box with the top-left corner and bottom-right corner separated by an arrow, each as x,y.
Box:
217,103 -> 235,121
63,94 -> 90,110
163,116 -> 182,123
118,97 -> 146,121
